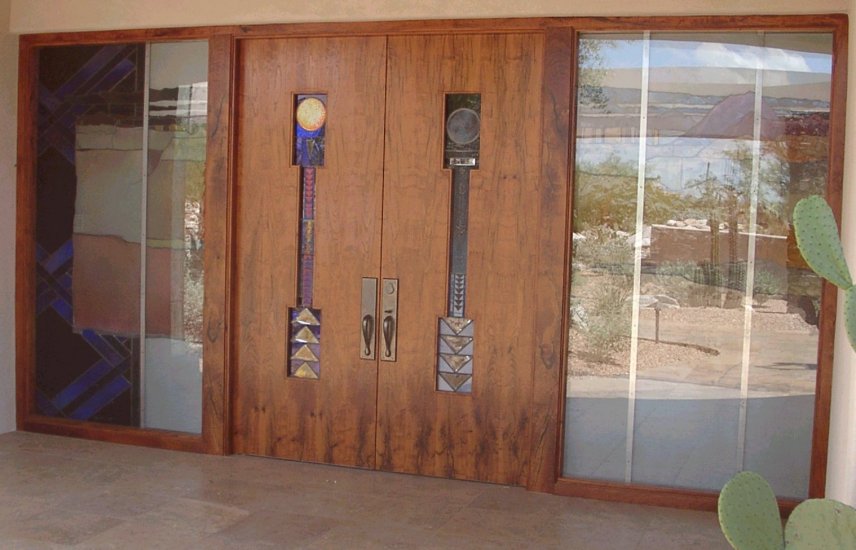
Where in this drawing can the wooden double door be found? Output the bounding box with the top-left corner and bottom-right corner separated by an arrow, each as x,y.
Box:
233,33 -> 544,484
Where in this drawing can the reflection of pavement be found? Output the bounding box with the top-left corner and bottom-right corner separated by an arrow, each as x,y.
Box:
564,376 -> 813,499
633,305 -> 818,395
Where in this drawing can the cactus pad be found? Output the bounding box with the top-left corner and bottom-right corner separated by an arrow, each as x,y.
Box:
785,498 -> 856,549
718,471 -> 784,550
793,195 -> 853,290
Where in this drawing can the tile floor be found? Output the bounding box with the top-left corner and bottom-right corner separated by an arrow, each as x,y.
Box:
0,432 -> 730,549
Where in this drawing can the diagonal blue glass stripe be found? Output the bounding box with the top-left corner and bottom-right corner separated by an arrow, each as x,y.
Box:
68,375 -> 131,421
41,240 -> 73,274
36,288 -> 56,315
51,59 -> 136,134
53,358 -> 124,410
80,330 -> 125,365
39,54 -> 136,153
39,83 -> 62,112
38,44 -> 129,130
58,272 -> 72,293
36,390 -> 61,417
38,124 -> 76,165
54,44 -> 128,99
51,297 -> 73,324
36,244 -> 47,263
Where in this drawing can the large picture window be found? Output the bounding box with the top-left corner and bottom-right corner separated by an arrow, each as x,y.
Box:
34,40 -> 209,433
564,32 -> 832,499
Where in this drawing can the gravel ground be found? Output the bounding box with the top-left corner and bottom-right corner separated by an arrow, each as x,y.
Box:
568,299 -> 817,380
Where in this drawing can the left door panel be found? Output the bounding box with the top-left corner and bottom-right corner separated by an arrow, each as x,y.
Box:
233,37 -> 387,467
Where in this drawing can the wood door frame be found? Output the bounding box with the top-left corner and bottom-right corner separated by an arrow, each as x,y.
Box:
532,15 -> 848,512
15,13 -> 847,509
15,28 -> 234,454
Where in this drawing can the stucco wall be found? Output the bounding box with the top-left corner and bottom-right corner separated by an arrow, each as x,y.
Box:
7,0 -> 850,32
3,0 -> 855,504
0,0 -> 16,435
826,0 -> 856,506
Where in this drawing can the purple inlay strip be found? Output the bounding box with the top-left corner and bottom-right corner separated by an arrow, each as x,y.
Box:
297,167 -> 317,307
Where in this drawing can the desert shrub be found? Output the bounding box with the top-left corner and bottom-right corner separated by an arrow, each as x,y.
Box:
582,275 -> 632,361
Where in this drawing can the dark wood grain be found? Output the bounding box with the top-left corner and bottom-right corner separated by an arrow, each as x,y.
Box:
555,478 -> 801,515
526,27 -> 575,493
23,416 -> 203,452
19,13 -> 845,48
233,36 -> 386,467
20,26 -> 231,47
15,38 -> 38,430
377,33 -> 544,484
201,34 -> 235,455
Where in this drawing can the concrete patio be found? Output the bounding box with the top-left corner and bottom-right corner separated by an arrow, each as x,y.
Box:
0,432 -> 729,549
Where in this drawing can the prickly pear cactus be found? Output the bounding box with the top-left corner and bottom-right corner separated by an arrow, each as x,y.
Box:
793,196 -> 852,290
718,471 -> 785,550
793,195 -> 856,351
785,498 -> 856,549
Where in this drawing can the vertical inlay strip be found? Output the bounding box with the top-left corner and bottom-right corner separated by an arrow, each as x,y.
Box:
437,94 -> 480,393
288,94 -> 326,379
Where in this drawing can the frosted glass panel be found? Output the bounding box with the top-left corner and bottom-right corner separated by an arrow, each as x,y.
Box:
143,41 -> 208,433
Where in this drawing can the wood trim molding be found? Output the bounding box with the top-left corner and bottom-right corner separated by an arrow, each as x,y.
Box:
527,26 -> 575,493
538,13 -> 847,508
22,416 -> 203,453
18,13 -> 847,46
199,34 -> 236,455
810,14 -> 849,499
555,478 -> 802,515
15,38 -> 38,431
15,34 -> 225,454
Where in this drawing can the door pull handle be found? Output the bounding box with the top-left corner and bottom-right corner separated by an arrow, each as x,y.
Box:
360,278 -> 378,359
362,314 -> 375,356
382,315 -> 395,358
380,279 -> 398,361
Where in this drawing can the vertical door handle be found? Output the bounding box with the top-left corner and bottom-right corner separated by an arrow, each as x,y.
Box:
360,278 -> 378,359
380,279 -> 398,361
382,316 -> 395,358
362,314 -> 375,356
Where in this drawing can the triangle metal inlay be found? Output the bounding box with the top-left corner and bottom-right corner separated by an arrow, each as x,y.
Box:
293,326 -> 319,344
291,344 -> 319,362
440,353 -> 472,373
442,317 -> 473,335
439,372 -> 471,391
441,335 -> 472,354
292,362 -> 319,379
294,308 -> 321,326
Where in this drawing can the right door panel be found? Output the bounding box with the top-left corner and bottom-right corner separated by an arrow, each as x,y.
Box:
377,34 -> 545,484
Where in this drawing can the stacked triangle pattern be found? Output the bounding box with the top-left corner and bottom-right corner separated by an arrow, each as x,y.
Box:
288,307 -> 322,379
437,316 -> 474,393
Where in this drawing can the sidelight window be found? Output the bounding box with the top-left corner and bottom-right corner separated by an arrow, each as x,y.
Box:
564,32 -> 832,499
34,40 -> 209,433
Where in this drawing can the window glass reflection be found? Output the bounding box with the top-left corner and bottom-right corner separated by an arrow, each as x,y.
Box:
564,32 -> 831,499
144,41 -> 208,433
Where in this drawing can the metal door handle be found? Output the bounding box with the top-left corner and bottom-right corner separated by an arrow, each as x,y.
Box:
380,279 -> 398,361
360,278 -> 378,359
362,314 -> 375,356
382,315 -> 395,358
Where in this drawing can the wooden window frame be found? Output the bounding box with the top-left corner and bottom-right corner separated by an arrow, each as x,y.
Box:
530,15 -> 848,513
15,28 -> 235,454
15,14 -> 847,511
